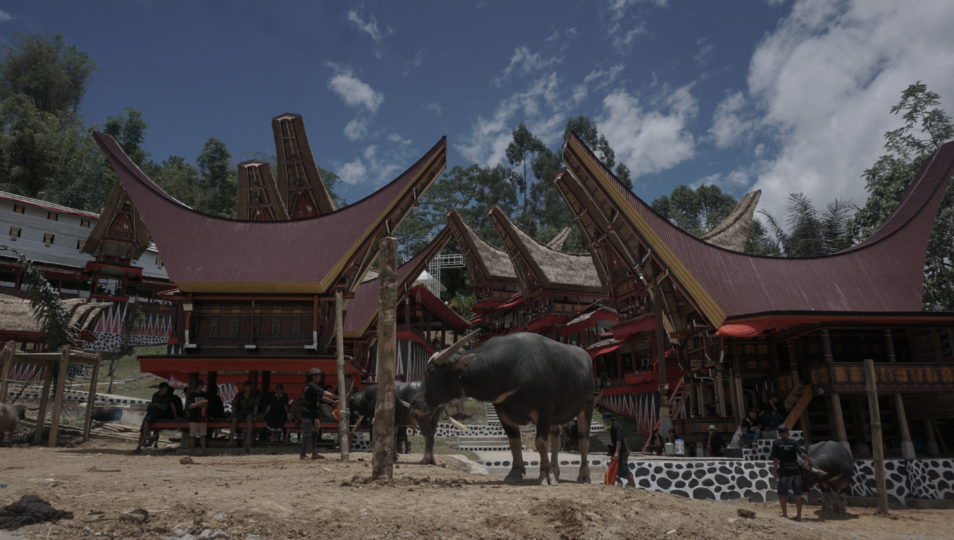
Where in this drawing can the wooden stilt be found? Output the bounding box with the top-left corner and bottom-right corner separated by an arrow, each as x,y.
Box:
894,394 -> 915,459
335,289 -> 349,461
0,342 -> 14,404
715,369 -> 727,417
372,237 -> 398,480
48,346 -> 71,447
863,359 -> 889,514
33,360 -> 54,445
924,418 -> 940,456
884,330 -> 896,362
829,392 -> 849,452
83,356 -> 100,442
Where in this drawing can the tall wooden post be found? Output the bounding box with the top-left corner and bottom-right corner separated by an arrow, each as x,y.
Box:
893,394 -> 914,459
0,342 -> 14,404
653,289 -> 671,435
83,356 -> 100,442
820,329 -> 833,362
48,346 -> 71,447
33,361 -> 53,445
863,358 -> 889,514
884,330 -> 896,362
714,368 -> 727,417
335,289 -> 350,461
924,418 -> 940,456
828,393 -> 849,451
372,237 -> 398,480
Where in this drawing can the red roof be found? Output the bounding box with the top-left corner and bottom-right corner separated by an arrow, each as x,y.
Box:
93,131 -> 446,293
562,133 -> 954,326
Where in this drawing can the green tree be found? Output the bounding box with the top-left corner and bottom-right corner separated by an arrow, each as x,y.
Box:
761,193 -> 855,257
848,82 -> 954,309
0,34 -> 95,114
196,137 -> 235,217
565,116 -> 633,190
154,155 -> 201,208
103,107 -> 151,170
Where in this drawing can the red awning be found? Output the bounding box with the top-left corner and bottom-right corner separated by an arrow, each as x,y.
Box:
611,316 -> 656,339
472,299 -> 502,311
561,308 -> 620,337
716,321 -> 772,338
525,315 -> 568,333
589,343 -> 622,358
498,295 -> 525,310
139,356 -> 360,377
82,261 -> 144,278
397,329 -> 438,354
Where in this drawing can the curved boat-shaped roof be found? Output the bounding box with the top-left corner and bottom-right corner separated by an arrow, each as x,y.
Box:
487,206 -> 604,295
561,132 -> 954,327
445,211 -> 518,283
699,190 -> 761,252
92,131 -> 446,294
344,227 -> 465,337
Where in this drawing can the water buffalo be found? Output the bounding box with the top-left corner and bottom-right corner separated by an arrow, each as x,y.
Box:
802,440 -> 854,518
350,381 -> 443,464
424,331 -> 594,485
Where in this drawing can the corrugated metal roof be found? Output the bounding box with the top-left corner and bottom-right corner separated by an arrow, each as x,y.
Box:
0,191 -> 99,218
93,131 -> 446,293
563,133 -> 954,324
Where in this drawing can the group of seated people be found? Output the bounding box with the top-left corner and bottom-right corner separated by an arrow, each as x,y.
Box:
137,372 -> 341,454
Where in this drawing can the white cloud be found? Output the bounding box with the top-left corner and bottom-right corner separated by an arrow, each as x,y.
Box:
386,133 -> 412,145
423,102 -> 443,116
327,68 -> 383,113
338,158 -> 368,186
0,10 -> 12,22
572,64 -> 625,102
735,0 -> 954,218
596,85 -> 698,177
344,118 -> 369,141
709,91 -> 751,148
402,48 -> 425,76
601,0 -> 666,52
694,38 -> 714,66
347,9 -> 391,58
493,46 -> 562,87
335,140 -> 413,187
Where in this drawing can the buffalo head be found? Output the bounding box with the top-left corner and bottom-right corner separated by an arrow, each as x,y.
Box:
423,330 -> 480,408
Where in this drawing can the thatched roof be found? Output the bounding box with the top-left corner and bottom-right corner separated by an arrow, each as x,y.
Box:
82,183 -> 151,261
0,294 -> 111,337
488,208 -> 603,292
546,227 -> 572,250
237,161 -> 290,221
445,211 -> 517,281
700,190 -> 761,252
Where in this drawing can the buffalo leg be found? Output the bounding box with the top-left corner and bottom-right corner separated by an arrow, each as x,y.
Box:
576,411 -> 591,483
419,412 -> 438,465
549,426 -> 561,482
499,413 -> 525,483
535,418 -> 557,486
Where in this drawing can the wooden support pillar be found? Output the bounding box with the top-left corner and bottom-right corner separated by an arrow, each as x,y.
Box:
261,371 -> 271,394
48,346 -> 71,447
696,383 -> 706,417
33,361 -> 53,445
787,340 -> 800,386
820,329 -> 833,362
924,418 -> 940,456
714,369 -> 727,417
335,289 -> 349,461
798,403 -> 812,444
863,358 -> 889,514
884,329 -> 896,362
734,374 -> 745,419
372,237 -> 397,480
653,290 -> 671,434
188,372 -> 198,394
0,341 -> 14,404
894,394 -> 915,459
828,392 -> 849,452
83,357 -> 100,442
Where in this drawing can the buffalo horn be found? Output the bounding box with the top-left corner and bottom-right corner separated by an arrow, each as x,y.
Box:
447,416 -> 469,431
429,329 -> 481,365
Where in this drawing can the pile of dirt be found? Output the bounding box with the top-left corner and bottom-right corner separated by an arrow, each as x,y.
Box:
0,495 -> 73,530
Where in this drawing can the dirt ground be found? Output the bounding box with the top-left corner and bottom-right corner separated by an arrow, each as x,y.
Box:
0,440 -> 950,540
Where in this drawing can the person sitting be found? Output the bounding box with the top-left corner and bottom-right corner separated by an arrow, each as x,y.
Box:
186,380 -> 209,455
227,381 -> 258,453
739,408 -> 761,448
137,382 -> 178,452
759,406 -> 784,433
642,428 -> 664,455
263,384 -> 290,442
705,425 -> 725,457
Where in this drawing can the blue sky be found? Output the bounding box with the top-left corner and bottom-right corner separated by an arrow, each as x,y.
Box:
2,0 -> 954,218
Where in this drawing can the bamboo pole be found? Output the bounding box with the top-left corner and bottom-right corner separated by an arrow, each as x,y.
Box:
829,393 -> 849,451
863,358 -> 889,514
894,394 -> 914,459
372,237 -> 398,480
0,341 -> 14,404
33,361 -> 54,445
335,289 -> 350,461
83,355 -> 100,442
48,346 -> 71,447
714,368 -> 727,417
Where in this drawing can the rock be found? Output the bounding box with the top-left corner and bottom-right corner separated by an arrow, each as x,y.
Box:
198,528 -> 229,539
120,508 -> 149,523
737,509 -> 756,519
180,457 -> 195,465
171,522 -> 192,535
212,513 -> 228,521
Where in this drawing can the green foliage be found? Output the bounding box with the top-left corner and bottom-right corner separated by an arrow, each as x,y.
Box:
848,82 -> 954,309
103,107 -> 150,168
195,137 -> 236,217
153,155 -> 201,207
319,166 -> 347,207
0,34 -> 95,114
760,193 -> 855,257
0,246 -> 75,350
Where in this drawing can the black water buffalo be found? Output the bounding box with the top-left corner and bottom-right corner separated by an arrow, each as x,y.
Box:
424,331 -> 594,485
802,440 -> 854,518
349,381 -> 443,464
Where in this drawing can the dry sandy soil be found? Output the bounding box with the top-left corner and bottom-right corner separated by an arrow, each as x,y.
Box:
0,440 -> 950,539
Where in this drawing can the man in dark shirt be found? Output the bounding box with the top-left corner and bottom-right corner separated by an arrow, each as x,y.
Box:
770,424 -> 814,521
186,380 -> 209,455
603,412 -> 636,488
227,381 -> 258,452
740,408 -> 761,448
137,382 -> 177,451
300,368 -> 337,460
705,424 -> 725,457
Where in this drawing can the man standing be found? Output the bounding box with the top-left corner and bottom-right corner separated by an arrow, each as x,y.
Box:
227,381 -> 258,453
603,412 -> 636,488
300,368 -> 337,460
705,425 -> 725,457
186,380 -> 209,455
770,425 -> 814,521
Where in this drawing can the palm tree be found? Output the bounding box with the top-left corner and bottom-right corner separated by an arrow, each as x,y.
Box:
0,246 -> 75,350
760,193 -> 856,257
